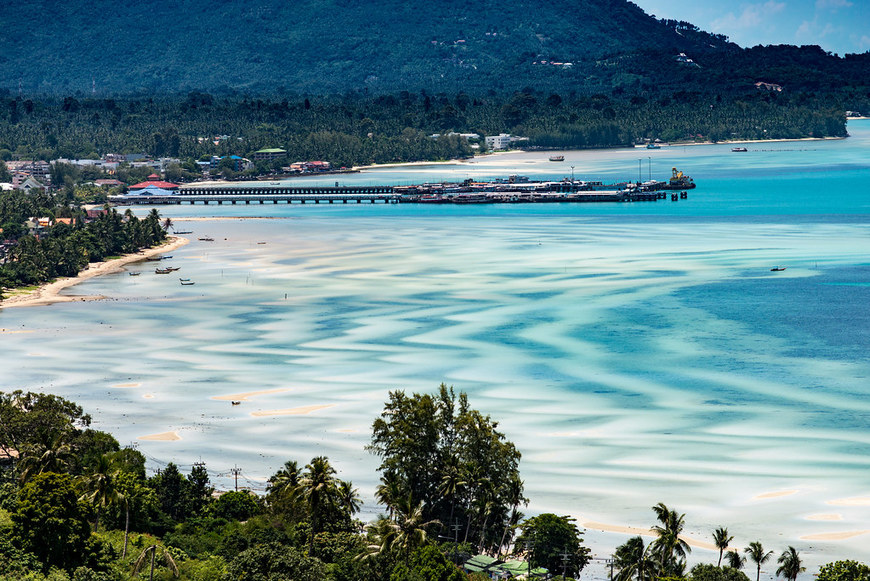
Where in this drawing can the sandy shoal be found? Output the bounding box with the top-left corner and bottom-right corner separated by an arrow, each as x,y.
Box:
753,489 -> 799,500
212,388 -> 291,401
250,404 -> 334,417
582,522 -> 720,551
138,431 -> 181,441
827,497 -> 870,506
800,531 -> 870,541
0,236 -> 189,309
806,514 -> 843,521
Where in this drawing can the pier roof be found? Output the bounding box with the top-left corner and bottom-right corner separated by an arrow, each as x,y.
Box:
129,180 -> 180,190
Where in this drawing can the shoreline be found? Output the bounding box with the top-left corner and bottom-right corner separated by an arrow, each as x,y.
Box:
0,236 -> 189,310
188,134 -> 850,185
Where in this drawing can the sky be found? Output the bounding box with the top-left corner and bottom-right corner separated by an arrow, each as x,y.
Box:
631,0 -> 870,55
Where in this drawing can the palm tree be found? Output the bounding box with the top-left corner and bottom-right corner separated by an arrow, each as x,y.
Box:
267,460 -> 300,496
725,549 -> 746,569
78,454 -> 122,532
438,456 -> 467,533
497,473 -> 527,557
18,431 -> 74,483
161,217 -> 173,232
713,526 -> 734,567
386,495 -> 441,556
745,541 -> 774,581
375,472 -> 405,520
776,546 -> 805,581
650,502 -> 691,576
337,479 -> 362,515
614,536 -> 654,581
298,456 -> 338,555
133,544 -> 178,581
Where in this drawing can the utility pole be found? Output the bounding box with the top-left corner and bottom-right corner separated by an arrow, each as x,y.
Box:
526,539 -> 535,578
230,465 -> 242,491
560,548 -> 571,578
452,523 -> 462,543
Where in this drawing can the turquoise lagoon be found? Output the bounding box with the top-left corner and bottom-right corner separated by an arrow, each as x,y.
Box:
2,121 -> 870,570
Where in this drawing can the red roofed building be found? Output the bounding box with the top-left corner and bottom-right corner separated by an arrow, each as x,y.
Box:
129,179 -> 180,191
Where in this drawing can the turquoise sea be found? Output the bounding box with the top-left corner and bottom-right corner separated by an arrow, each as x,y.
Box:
2,121 -> 870,573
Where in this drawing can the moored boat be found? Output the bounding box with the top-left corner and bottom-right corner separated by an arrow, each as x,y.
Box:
732,147 -> 748,152
667,167 -> 696,190
548,155 -> 565,162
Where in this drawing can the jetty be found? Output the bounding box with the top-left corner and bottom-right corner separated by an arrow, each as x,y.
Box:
108,171 -> 694,206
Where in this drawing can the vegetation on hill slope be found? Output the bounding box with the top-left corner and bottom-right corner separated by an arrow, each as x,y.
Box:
0,0 -> 736,94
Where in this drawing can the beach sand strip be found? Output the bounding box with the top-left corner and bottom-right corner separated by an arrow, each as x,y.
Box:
0,236 -> 189,309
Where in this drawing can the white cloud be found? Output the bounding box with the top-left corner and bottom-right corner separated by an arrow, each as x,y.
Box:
815,0 -> 852,10
711,1 -> 787,32
796,19 -> 839,44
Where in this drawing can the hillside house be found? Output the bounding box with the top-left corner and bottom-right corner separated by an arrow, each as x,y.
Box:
253,148 -> 287,161
755,82 -> 783,92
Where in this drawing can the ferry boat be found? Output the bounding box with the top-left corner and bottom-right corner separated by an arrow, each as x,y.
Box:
548,155 -> 565,162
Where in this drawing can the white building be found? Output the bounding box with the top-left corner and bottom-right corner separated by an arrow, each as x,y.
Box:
485,133 -> 528,151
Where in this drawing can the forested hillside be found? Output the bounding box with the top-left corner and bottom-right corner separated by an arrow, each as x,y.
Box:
0,0 -> 735,94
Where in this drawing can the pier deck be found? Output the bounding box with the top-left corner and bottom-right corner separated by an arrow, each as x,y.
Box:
109,183 -> 683,206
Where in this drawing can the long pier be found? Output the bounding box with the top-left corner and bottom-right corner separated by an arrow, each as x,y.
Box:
112,185 -> 400,205
109,180 -> 689,206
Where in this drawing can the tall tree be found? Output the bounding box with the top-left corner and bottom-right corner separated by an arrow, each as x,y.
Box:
817,560 -> 870,581
78,453 -> 121,532
776,547 -> 805,581
745,541 -> 774,581
650,502 -> 691,576
369,384 -> 523,554
726,550 -> 747,570
12,472 -> 91,570
299,456 -> 339,555
614,536 -> 653,581
513,513 -> 591,578
713,527 -> 734,567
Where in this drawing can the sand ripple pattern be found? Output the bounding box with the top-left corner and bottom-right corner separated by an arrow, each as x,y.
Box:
2,214 -> 870,565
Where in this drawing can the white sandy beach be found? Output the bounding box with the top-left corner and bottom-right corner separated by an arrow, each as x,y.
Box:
0,236 -> 189,309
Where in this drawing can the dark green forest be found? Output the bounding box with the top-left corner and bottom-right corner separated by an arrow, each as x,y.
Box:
0,89 -> 853,171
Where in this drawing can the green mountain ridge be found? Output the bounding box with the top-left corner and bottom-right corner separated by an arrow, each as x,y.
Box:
1,0 -> 738,94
